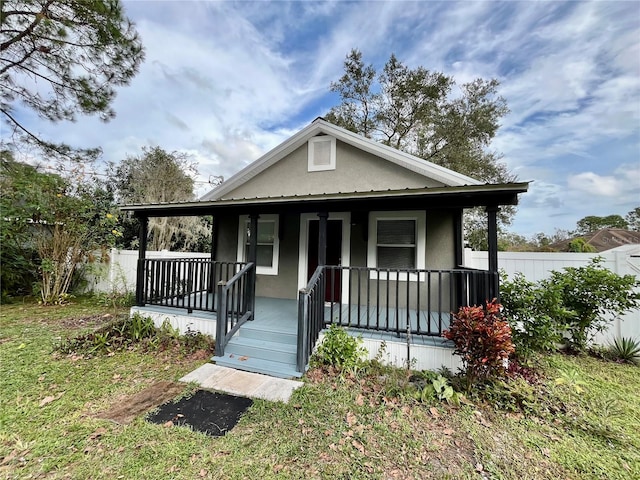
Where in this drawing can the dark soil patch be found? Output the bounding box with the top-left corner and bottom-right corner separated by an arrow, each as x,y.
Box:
58,313 -> 121,331
146,389 -> 253,437
95,381 -> 185,424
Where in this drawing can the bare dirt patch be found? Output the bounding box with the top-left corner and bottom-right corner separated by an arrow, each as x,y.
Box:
94,381 -> 185,424
57,313 -> 121,331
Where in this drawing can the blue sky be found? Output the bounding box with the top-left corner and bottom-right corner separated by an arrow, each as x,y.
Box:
7,0 -> 640,236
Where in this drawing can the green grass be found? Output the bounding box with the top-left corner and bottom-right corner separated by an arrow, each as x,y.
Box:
1,297 -> 639,479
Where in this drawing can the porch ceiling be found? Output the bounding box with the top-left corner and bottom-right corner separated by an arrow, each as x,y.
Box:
120,182 -> 529,217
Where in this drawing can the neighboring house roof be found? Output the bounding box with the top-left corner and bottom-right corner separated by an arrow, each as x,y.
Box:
201,117 -> 482,202
550,229 -> 640,252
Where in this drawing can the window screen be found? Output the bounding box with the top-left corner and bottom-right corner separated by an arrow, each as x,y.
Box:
376,219 -> 416,269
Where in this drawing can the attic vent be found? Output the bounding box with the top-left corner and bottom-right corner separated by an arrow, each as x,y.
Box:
308,136 -> 336,172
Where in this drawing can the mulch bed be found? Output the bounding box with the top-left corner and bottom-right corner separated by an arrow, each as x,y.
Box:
146,389 -> 253,437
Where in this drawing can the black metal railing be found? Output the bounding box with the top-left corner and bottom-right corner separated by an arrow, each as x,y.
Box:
215,262 -> 256,356
137,258 -> 245,313
296,265 -> 498,372
297,265 -> 326,372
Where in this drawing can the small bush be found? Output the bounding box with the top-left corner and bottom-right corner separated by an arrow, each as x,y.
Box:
311,324 -> 366,370
443,300 -> 515,385
548,258 -> 640,351
607,337 -> 640,365
501,273 -> 571,358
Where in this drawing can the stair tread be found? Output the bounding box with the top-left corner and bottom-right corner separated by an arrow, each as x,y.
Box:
241,322 -> 297,336
228,336 -> 296,353
215,354 -> 301,379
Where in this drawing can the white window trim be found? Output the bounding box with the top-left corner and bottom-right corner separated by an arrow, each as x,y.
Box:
307,136 -> 337,172
367,211 -> 426,280
237,214 -> 279,275
297,212 -> 351,302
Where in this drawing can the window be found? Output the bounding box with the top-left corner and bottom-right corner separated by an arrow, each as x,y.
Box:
237,215 -> 279,275
308,136 -> 336,171
376,219 -> 416,269
367,211 -> 426,274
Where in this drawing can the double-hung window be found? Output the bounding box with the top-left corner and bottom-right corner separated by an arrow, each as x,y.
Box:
376,219 -> 416,269
237,215 -> 279,275
367,211 -> 426,275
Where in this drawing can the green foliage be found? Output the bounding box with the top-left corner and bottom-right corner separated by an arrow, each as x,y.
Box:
548,258 -> 640,351
107,146 -> 211,251
575,214 -> 628,235
625,207 -> 640,232
410,371 -> 461,405
1,0 -> 144,161
501,259 -> 640,355
1,153 -> 121,301
326,49 -> 516,247
501,273 -> 571,358
55,314 -> 213,356
443,300 -> 515,385
311,324 -> 366,370
567,238 -> 596,253
607,337 -> 640,365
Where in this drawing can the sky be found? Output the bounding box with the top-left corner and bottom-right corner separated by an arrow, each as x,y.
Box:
5,0 -> 640,237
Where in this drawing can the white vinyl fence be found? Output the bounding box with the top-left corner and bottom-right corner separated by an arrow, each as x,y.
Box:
464,245 -> 640,343
86,249 -> 210,294
88,246 -> 640,344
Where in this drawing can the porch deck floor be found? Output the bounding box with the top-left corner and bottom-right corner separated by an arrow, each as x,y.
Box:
143,295 -> 452,348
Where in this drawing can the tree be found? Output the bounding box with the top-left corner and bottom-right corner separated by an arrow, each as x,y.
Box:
0,151 -> 119,303
575,214 -> 628,235
109,147 -> 211,251
326,49 -> 511,183
326,50 -> 515,250
0,0 -> 144,162
625,207 -> 640,232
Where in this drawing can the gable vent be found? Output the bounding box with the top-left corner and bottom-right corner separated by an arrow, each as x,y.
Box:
308,136 -> 336,172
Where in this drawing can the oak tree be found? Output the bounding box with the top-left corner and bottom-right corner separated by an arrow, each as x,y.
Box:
109,147 -> 211,252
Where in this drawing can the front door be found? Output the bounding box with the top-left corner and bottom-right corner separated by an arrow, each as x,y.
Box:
307,219 -> 342,302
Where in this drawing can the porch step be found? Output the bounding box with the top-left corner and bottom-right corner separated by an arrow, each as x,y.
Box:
215,321 -> 301,379
215,353 -> 302,379
239,322 -> 297,345
224,336 -> 297,365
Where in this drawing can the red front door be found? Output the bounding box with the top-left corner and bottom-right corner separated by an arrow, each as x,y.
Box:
307,219 -> 342,302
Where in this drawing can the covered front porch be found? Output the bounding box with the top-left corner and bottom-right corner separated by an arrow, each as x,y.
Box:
123,183 -> 526,378
133,255 -> 496,376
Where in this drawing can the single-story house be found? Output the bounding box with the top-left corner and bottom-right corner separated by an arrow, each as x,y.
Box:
122,118 -> 528,378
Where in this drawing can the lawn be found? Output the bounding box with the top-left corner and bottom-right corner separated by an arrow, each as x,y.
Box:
1,297 -> 638,479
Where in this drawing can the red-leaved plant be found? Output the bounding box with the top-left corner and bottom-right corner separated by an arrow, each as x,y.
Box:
443,300 -> 515,384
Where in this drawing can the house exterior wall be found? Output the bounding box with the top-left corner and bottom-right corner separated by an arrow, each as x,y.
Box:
348,209 -> 457,309
215,214 -> 239,263
255,213 -> 300,300
222,140 -> 445,200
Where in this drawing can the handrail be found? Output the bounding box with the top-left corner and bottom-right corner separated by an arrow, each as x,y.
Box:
138,258 -> 245,313
215,262 -> 256,356
297,265 -> 326,372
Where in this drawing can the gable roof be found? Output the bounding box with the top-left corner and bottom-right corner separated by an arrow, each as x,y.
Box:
201,118 -> 482,201
550,228 -> 640,252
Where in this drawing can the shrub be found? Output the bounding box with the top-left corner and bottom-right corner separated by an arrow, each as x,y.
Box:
501,273 -> 572,358
548,258 -> 640,351
607,337 -> 640,365
443,300 -> 515,385
311,324 -> 366,370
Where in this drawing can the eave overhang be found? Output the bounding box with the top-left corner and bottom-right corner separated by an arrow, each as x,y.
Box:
121,182 -> 530,218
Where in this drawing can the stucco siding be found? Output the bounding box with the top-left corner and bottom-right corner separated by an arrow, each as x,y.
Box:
255,213 -> 300,299
216,214 -> 239,262
425,210 -> 456,270
222,140 -> 444,200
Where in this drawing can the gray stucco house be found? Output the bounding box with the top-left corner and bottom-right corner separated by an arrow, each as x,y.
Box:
124,118 -> 528,378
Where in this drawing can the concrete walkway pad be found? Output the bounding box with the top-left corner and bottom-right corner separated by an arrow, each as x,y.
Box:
180,363 -> 303,403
